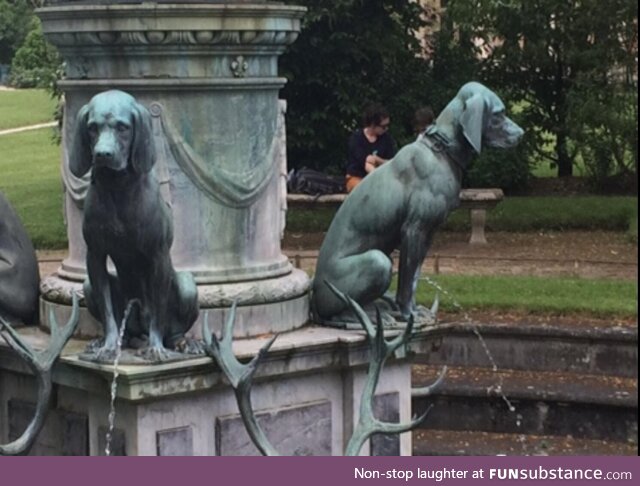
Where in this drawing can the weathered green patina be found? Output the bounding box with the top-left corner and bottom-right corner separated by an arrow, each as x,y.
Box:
69,90 -> 200,363
311,82 -> 524,327
0,296 -> 80,456
0,192 -> 40,325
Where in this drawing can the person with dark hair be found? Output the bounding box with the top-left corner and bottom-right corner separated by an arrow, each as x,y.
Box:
345,103 -> 397,193
413,106 -> 435,140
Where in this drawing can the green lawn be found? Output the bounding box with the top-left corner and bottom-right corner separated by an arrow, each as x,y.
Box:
287,196 -> 638,234
412,274 -> 637,318
446,195 -> 638,233
0,89 -> 58,130
0,128 -> 66,248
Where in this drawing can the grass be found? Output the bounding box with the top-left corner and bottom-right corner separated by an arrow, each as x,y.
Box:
287,207 -> 339,233
0,89 -> 58,130
0,128 -> 66,248
447,195 -> 638,233
411,274 -> 637,318
287,196 -> 638,234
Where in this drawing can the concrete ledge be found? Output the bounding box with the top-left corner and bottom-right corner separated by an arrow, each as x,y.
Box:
0,324 -> 414,455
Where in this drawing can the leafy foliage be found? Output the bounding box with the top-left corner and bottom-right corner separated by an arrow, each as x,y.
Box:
0,0 -> 36,64
445,0 -> 638,183
9,18 -> 61,89
280,0 -> 436,173
464,146 -> 530,193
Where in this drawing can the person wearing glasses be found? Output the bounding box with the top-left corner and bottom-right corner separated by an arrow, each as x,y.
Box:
345,103 -> 397,193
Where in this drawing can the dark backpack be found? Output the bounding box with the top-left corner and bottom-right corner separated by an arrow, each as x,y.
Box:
287,168 -> 345,195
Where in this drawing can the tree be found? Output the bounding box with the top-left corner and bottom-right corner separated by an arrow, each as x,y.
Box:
9,18 -> 61,89
0,0 -> 36,65
280,0 -> 435,173
445,0 -> 638,180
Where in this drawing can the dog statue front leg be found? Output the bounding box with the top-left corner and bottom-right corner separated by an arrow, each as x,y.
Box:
84,251 -> 120,361
396,228 -> 431,319
136,255 -> 175,363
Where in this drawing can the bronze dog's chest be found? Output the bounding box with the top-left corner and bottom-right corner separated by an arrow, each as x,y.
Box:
83,176 -> 170,257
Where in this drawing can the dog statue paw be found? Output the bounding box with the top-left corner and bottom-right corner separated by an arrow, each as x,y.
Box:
135,345 -> 182,364
315,299 -> 404,330
82,338 -> 121,364
171,337 -> 206,356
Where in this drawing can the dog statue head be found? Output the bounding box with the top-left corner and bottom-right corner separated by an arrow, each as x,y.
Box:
69,90 -> 155,178
456,81 -> 524,154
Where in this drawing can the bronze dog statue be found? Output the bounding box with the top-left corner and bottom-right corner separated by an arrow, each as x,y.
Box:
0,192 -> 39,325
312,82 -> 524,326
70,90 -> 199,362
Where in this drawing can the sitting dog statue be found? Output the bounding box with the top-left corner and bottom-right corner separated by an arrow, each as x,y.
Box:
312,82 -> 524,326
0,192 -> 40,325
69,90 -> 199,362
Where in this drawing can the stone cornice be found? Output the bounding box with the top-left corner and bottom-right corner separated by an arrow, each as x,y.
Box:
58,78 -> 288,91
38,4 -> 306,47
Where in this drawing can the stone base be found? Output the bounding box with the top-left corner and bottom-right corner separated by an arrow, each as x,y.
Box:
39,269 -> 311,340
0,325 -> 413,456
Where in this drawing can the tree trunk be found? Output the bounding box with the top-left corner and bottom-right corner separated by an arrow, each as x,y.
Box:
556,131 -> 573,177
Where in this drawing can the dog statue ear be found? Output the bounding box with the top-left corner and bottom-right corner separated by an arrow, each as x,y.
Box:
68,104 -> 92,177
460,93 -> 486,154
131,102 -> 156,173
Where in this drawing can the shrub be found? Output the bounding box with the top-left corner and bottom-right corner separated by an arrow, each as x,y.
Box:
464,146 -> 530,193
9,20 -> 61,90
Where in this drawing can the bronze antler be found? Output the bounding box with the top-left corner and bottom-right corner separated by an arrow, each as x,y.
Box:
0,294 -> 80,455
202,302 -> 279,456
204,283 -> 445,456
323,282 -> 436,455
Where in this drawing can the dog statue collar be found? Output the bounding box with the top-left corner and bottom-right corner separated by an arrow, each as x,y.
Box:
422,125 -> 467,172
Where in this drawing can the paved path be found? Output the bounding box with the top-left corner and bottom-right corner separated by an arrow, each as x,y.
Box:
0,121 -> 57,136
36,230 -> 638,281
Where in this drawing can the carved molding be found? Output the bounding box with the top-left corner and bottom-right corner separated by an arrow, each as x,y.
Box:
38,4 -> 305,50
46,30 -> 300,48
40,269 -> 310,307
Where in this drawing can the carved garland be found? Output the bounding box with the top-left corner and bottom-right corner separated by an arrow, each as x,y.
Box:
151,103 -> 279,209
61,101 -> 280,210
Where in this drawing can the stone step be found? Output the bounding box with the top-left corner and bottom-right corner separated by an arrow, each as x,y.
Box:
412,365 -> 638,443
412,429 -> 638,456
409,319 -> 637,377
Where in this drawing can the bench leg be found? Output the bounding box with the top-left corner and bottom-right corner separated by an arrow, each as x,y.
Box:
469,209 -> 488,245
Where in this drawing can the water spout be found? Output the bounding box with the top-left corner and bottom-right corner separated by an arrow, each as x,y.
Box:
105,300 -> 138,456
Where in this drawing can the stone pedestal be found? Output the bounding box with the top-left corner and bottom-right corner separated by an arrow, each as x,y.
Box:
37,2 -> 309,338
0,326 -> 415,456
458,188 -> 504,245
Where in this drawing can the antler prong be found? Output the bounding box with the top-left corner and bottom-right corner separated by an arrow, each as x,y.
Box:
324,284 -> 427,456
325,281 -> 377,337
412,365 -> 448,397
243,335 -> 277,381
0,317 -> 36,363
203,300 -> 279,456
0,294 -> 80,456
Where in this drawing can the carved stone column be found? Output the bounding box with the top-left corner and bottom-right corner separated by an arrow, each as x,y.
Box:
38,1 -> 309,338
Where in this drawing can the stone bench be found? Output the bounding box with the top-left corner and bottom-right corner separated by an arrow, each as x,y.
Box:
286,188 -> 504,245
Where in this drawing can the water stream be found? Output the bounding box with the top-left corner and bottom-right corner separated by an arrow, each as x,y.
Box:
104,301 -> 136,456
421,276 -> 517,413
